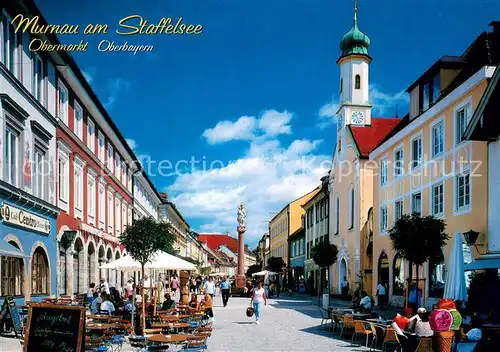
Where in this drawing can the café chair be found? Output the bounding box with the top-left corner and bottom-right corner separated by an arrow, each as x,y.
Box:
319,308 -> 330,329
381,328 -> 401,352
128,336 -> 147,351
351,320 -> 373,347
415,337 -> 433,352
341,315 -> 355,337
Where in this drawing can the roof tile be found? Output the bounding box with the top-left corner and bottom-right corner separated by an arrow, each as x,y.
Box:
349,118 -> 401,157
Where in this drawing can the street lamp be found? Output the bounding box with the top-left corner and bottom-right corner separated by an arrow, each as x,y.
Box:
61,230 -> 77,250
463,229 -> 492,256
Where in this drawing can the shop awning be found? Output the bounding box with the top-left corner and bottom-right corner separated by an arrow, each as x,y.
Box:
0,240 -> 29,258
464,257 -> 500,271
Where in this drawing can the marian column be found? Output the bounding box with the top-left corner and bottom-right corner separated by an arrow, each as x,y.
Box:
236,203 -> 247,288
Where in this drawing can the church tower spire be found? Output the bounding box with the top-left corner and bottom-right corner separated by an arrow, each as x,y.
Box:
336,0 -> 372,128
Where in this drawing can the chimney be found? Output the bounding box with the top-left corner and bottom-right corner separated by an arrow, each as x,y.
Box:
490,21 -> 500,35
159,193 -> 168,202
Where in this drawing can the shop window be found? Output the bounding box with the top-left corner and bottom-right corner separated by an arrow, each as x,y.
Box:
1,241 -> 24,296
393,254 -> 405,296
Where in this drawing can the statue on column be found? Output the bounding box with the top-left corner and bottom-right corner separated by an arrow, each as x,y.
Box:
237,203 -> 246,231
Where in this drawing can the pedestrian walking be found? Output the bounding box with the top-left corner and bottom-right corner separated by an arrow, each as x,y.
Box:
221,276 -> 231,307
250,281 -> 267,325
376,280 -> 387,309
203,276 -> 215,297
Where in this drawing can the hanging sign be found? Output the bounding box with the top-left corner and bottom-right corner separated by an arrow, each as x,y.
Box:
0,204 -> 51,234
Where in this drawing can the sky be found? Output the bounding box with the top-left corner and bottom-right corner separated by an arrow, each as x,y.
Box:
36,0 -> 499,247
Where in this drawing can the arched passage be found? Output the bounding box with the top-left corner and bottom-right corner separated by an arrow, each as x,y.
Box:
87,241 -> 96,287
98,245 -> 106,280
106,248 -> 113,285
338,258 -> 347,294
73,238 -> 84,295
31,246 -> 49,295
377,252 -> 389,289
392,253 -> 405,296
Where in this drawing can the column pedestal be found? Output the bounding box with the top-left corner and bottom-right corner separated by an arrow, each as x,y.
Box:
236,225 -> 246,289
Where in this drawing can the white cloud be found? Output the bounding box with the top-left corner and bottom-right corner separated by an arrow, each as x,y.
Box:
104,78 -> 131,109
258,109 -> 292,136
317,101 -> 339,129
167,134 -> 330,246
82,66 -> 96,84
369,85 -> 409,116
202,116 -> 256,145
201,109 -> 293,145
126,138 -> 137,150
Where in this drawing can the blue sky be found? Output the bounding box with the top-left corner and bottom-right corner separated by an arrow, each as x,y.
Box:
37,0 -> 499,246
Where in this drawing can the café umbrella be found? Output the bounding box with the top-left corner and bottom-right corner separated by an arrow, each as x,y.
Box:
443,232 -> 468,301
99,251 -> 197,271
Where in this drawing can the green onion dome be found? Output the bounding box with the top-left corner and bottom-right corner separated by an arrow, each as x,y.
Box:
339,16 -> 370,58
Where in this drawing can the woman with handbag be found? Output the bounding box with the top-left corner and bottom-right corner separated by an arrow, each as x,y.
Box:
250,281 -> 267,325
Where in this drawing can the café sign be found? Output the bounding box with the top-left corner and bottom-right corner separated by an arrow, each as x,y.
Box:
78,223 -> 119,244
0,204 -> 51,234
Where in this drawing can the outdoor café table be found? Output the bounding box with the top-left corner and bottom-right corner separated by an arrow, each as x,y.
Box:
366,318 -> 393,325
352,313 -> 370,319
481,323 -> 500,330
89,315 -> 121,321
159,315 -> 180,322
152,322 -> 190,332
86,323 -> 115,339
147,333 -> 189,344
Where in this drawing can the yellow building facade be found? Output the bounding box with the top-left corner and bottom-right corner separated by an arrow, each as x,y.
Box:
270,188 -> 319,265
370,59 -> 495,307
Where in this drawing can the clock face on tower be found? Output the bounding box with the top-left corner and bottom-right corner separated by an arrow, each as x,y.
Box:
351,111 -> 365,125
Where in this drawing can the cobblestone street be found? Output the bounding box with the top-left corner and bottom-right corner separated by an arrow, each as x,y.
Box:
207,295 -> 370,352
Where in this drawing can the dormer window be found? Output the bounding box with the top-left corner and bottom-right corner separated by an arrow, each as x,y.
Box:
355,75 -> 361,89
419,73 -> 440,112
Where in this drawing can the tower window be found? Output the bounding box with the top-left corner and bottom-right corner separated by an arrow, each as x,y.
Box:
355,75 -> 361,89
340,78 -> 343,93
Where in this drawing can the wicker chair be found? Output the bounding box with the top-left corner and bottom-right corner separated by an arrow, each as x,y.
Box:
415,337 -> 433,352
382,328 -> 401,352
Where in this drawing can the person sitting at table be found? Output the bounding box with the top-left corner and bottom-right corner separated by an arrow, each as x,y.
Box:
87,283 -> 96,303
189,293 -> 200,310
124,295 -> 135,312
100,293 -> 116,315
358,291 -> 372,313
454,318 -> 482,352
200,292 -> 214,321
393,311 -> 411,330
162,293 -> 175,310
90,292 -> 102,314
409,309 -> 433,337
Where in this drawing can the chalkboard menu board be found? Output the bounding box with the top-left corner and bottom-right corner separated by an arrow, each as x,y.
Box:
24,304 -> 85,352
0,296 -> 23,337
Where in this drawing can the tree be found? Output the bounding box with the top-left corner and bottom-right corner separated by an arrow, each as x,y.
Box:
311,241 -> 338,296
246,264 -> 262,278
388,214 -> 449,306
119,216 -> 176,333
266,256 -> 285,273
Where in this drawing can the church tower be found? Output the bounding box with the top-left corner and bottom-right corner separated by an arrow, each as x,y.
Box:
336,2 -> 372,129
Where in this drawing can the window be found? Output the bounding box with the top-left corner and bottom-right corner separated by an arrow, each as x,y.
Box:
127,172 -> 132,192
115,153 -> 121,179
394,148 -> 404,176
74,160 -> 83,218
348,186 -> 354,230
1,242 -> 23,296
58,149 -> 69,207
87,173 -> 96,223
395,199 -> 403,222
411,136 -> 422,168
122,204 -> 127,232
32,53 -> 44,103
340,78 -> 343,93
33,147 -> 46,200
335,196 -> 339,234
108,190 -> 114,234
1,12 -> 18,75
456,172 -> 470,210
432,75 -> 440,103
107,143 -> 114,171
380,158 -> 388,185
115,198 -> 121,235
4,126 -> 19,186
74,101 -> 83,140
411,192 -> 422,216
98,183 -> 105,229
121,162 -> 126,184
432,121 -> 444,157
423,82 -> 430,111
98,132 -> 105,162
31,247 -> 49,294
87,119 -> 95,152
326,198 -> 329,217
315,204 -> 319,223
355,74 -> 361,89
455,106 -> 469,145
432,182 -> 444,216
57,80 -> 68,124
380,206 -> 388,232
